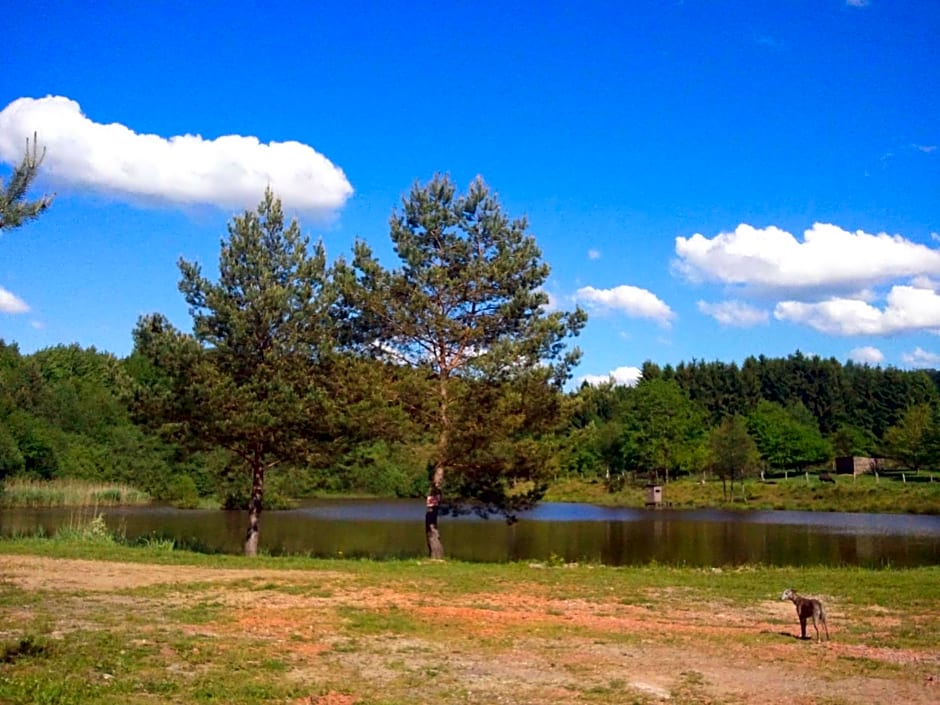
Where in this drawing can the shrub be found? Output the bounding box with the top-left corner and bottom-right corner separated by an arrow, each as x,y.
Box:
55,513 -> 119,544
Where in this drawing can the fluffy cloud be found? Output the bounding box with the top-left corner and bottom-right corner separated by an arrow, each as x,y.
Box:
697,299 -> 769,327
775,285 -> 940,335
587,248 -> 601,260
674,223 -> 940,295
902,347 -> 940,368
0,286 -> 29,314
848,346 -> 884,364
575,285 -> 674,326
0,96 -> 353,216
579,365 -> 642,387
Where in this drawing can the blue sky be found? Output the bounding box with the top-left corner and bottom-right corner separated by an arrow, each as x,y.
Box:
1,0 -> 938,386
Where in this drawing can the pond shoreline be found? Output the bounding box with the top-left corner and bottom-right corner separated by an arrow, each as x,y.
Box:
542,474 -> 940,515
4,473 -> 940,516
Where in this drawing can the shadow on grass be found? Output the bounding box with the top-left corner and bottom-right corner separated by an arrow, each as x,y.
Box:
760,629 -> 813,641
1,636 -> 49,664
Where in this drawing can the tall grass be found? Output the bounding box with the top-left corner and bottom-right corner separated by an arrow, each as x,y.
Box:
54,511 -> 121,544
0,478 -> 150,508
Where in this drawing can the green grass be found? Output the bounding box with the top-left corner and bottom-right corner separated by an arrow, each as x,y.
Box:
545,473 -> 940,514
0,626 -> 303,704
338,605 -> 424,635
0,478 -> 151,508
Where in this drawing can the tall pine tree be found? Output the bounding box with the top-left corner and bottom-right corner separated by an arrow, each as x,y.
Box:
344,175 -> 586,558
134,189 -> 339,555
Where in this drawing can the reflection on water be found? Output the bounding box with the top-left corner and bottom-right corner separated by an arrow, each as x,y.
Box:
2,500 -> 938,567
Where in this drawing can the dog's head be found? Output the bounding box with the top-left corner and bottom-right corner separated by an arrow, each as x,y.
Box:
781,588 -> 796,601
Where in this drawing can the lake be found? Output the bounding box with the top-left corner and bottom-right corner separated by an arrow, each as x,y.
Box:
2,500 -> 938,567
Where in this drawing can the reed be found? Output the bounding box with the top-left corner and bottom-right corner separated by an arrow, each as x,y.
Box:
0,478 -> 150,507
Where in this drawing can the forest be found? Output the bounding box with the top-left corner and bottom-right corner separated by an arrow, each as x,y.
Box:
3,338 -> 940,504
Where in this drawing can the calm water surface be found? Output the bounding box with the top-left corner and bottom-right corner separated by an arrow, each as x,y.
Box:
2,500 -> 938,567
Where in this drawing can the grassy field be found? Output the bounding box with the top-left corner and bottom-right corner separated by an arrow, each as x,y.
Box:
545,472 -> 940,514
0,532 -> 938,705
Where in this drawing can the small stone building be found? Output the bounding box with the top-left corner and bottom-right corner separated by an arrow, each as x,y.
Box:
834,456 -> 882,477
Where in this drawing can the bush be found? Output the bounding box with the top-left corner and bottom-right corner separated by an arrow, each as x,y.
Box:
165,474 -> 200,509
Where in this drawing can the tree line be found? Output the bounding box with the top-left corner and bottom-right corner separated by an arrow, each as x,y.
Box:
4,339 -> 938,491
562,355 -> 940,498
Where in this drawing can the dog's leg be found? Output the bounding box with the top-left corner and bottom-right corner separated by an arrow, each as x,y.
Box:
819,605 -> 829,641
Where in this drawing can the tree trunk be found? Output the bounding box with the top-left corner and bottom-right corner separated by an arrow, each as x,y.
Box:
425,464 -> 445,559
244,462 -> 264,557
425,372 -> 449,559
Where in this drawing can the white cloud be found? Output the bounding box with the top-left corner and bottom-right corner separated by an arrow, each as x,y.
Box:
575,285 -> 674,326
587,248 -> 601,260
848,346 -> 884,364
913,144 -> 936,154
902,347 -> 940,368
674,223 -> 940,295
0,286 -> 29,313
0,96 -> 353,216
579,365 -> 642,388
697,299 -> 769,327
846,0 -> 869,7
775,285 -> 940,335
910,275 -> 939,290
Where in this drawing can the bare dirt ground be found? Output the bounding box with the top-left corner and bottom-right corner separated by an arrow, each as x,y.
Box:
2,555 -> 938,705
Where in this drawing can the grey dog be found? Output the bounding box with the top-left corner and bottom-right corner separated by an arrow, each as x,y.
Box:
781,588 -> 829,641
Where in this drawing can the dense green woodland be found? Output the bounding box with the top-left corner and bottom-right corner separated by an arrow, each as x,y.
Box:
3,340 -> 940,499
564,355 -> 940,488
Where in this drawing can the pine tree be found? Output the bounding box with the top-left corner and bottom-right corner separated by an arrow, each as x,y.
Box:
344,174 -> 586,558
134,189 -> 339,555
0,133 -> 54,231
